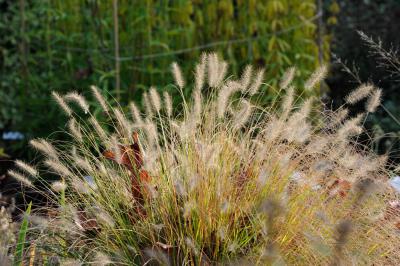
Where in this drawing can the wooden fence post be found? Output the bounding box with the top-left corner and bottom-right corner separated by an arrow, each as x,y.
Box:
113,0 -> 121,101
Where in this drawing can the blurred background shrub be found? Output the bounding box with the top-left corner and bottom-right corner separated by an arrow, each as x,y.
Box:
0,0 -> 326,159
1,0 -> 399,166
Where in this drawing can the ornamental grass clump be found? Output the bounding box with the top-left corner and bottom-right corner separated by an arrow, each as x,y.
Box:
12,53 -> 400,265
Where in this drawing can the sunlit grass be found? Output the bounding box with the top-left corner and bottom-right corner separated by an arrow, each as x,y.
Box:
6,53 -> 400,265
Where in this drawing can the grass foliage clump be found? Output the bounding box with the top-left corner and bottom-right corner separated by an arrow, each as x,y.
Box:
13,53 -> 400,265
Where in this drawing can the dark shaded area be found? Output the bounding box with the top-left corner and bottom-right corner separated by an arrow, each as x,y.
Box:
327,0 -> 400,163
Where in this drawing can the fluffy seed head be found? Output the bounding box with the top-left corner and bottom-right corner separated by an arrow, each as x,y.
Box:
149,87 -> 161,113
345,84 -> 374,105
281,86 -> 295,119
52,91 -> 72,116
51,181 -> 67,192
96,210 -> 115,228
30,139 -> 58,160
93,252 -> 112,266
217,61 -> 228,86
283,99 -> 313,143
185,237 -> 199,255
233,100 -> 252,129
143,92 -> 154,117
64,91 -> 89,114
90,85 -> 109,113
110,135 -> 122,164
240,65 -> 253,92
194,54 -> 207,92
217,81 -> 241,119
15,160 -> 37,177
192,89 -> 202,122
74,155 -> 92,172
142,247 -> 170,265
331,108 -> 349,127
73,176 -> 95,193
366,88 -> 382,113
68,118 -> 83,142
60,259 -> 82,266
171,62 -> 185,89
183,201 -> 196,218
45,159 -> 73,178
114,108 -> 131,138
280,67 -> 296,90
248,68 -> 264,96
338,113 -> 364,139
129,102 -> 143,124
8,170 -> 33,187
298,97 -> 313,120
144,119 -> 158,145
89,117 -> 108,141
304,65 -> 328,90
207,52 -> 219,87
163,91 -> 173,117
28,215 -> 49,229
207,52 -> 227,87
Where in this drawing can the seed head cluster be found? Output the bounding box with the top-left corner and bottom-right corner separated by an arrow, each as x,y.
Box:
10,53 -> 398,265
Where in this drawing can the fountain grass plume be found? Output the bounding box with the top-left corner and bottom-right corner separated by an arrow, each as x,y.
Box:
17,54 -> 400,265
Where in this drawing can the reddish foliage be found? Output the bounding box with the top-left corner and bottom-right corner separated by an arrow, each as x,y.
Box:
327,179 -> 352,198
103,132 -> 151,218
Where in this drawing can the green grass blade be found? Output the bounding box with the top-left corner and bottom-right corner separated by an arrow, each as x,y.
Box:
14,201 -> 32,266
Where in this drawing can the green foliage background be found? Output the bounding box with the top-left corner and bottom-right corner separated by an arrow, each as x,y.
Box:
0,0 -> 326,155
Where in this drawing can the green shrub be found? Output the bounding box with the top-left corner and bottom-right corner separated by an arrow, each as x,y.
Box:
0,0 -> 327,152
